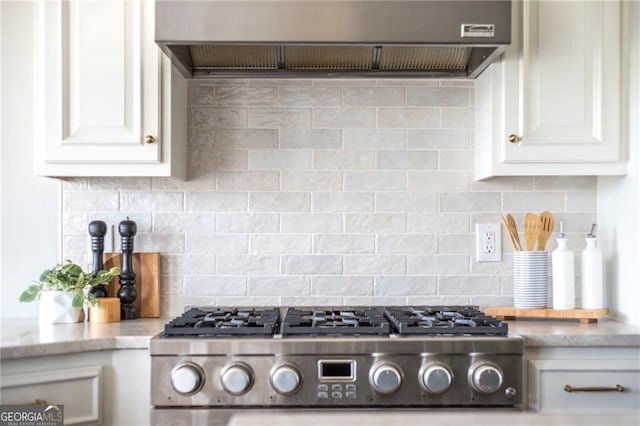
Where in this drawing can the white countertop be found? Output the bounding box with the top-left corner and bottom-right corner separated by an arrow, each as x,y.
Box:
227,411 -> 640,426
1,317 -> 639,360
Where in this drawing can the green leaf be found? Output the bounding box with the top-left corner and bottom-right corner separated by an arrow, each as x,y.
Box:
87,293 -> 98,307
71,291 -> 84,308
19,284 -> 42,303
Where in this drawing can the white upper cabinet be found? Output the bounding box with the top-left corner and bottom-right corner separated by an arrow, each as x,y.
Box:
33,0 -> 186,178
475,0 -> 626,180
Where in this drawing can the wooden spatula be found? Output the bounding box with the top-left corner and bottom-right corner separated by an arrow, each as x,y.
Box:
537,211 -> 555,251
501,215 -> 519,251
524,212 -> 540,251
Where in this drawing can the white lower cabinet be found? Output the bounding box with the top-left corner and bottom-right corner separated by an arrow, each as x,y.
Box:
0,350 -> 149,426
526,347 -> 640,413
1,365 -> 102,424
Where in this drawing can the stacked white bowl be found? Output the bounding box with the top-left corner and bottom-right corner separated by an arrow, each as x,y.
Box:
513,251 -> 548,309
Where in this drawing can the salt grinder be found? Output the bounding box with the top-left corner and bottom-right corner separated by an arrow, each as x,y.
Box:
88,220 -> 108,298
118,217 -> 137,320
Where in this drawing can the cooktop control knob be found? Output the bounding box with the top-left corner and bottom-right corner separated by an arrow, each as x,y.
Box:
420,363 -> 453,394
370,363 -> 402,394
221,363 -> 254,395
171,362 -> 204,395
470,363 -> 503,394
270,364 -> 301,395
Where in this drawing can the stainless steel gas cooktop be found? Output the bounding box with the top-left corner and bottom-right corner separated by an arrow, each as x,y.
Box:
151,306 -> 523,426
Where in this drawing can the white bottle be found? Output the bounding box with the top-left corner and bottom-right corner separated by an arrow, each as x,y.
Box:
581,224 -> 604,309
552,222 -> 575,310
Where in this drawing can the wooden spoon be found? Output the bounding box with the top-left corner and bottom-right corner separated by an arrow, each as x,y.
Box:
506,213 -> 523,251
524,212 -> 540,251
537,211 -> 555,251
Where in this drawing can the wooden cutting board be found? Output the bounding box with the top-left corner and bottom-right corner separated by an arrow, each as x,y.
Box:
102,252 -> 160,318
484,307 -> 608,324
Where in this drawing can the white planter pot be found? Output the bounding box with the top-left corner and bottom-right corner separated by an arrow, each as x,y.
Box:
39,291 -> 85,324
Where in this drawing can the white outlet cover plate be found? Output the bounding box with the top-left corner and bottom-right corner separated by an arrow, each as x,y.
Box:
476,223 -> 502,262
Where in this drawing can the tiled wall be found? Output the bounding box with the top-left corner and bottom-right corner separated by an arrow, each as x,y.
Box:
61,79 -> 597,316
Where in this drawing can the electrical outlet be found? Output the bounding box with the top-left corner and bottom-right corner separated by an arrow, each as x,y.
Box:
476,223 -> 502,262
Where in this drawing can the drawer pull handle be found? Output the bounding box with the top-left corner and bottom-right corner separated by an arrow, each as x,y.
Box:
18,399 -> 48,405
564,384 -> 624,393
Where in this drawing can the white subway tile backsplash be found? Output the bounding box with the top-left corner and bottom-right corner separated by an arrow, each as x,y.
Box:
343,129 -> 404,149
186,234 -> 248,254
215,87 -> 278,107
313,108 -> 376,128
438,275 -> 500,295
62,79 -> 597,315
407,213 -> 470,233
281,213 -> 343,233
342,87 -> 405,106
344,171 -> 406,191
250,234 -> 312,254
312,192 -> 374,212
312,276 -> 373,295
375,192 -> 437,212
440,107 -> 473,128
280,129 -> 341,149
186,192 -> 246,212
280,171 -> 342,191
249,108 -> 311,129
407,129 -> 470,149
313,150 -> 375,170
407,87 -> 470,107
190,108 -> 247,128
63,191 -> 119,211
377,108 -> 439,128
217,255 -> 279,275
216,171 -> 279,192
282,255 -> 343,275
343,255 -> 405,274
376,234 -> 437,254
345,213 -> 406,233
184,275 -> 246,296
248,150 -> 312,171
314,234 -> 375,254
153,212 -> 216,234
247,276 -> 311,296
407,255 -> 470,274
502,191 -> 565,212
249,192 -> 310,212
407,171 -> 469,192
278,87 -> 341,107
376,150 -> 437,170
216,213 -> 279,233
440,192 -> 501,212
375,276 -> 437,296
214,129 -> 278,149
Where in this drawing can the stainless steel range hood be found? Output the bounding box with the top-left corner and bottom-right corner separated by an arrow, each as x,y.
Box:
156,0 -> 511,79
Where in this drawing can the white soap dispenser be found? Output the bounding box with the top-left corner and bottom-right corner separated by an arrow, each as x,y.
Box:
552,221 -> 575,310
581,224 -> 604,309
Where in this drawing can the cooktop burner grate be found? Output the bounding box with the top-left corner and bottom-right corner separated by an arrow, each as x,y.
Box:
163,307 -> 280,337
281,307 -> 391,336
384,306 -> 509,336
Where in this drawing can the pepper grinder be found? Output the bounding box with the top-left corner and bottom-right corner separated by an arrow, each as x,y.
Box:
118,217 -> 137,320
88,220 -> 108,298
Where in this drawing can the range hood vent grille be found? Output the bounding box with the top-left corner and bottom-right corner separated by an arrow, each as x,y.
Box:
188,45 -> 474,72
157,1 -> 511,79
379,46 -> 471,71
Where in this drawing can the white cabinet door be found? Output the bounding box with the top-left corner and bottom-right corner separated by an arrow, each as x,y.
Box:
33,0 -> 186,178
475,0 -> 626,179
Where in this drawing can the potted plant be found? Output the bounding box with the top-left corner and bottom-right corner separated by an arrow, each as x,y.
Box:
19,260 -> 120,324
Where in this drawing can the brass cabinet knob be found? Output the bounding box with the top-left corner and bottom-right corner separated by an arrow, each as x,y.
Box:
508,134 -> 519,143
144,135 -> 156,144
